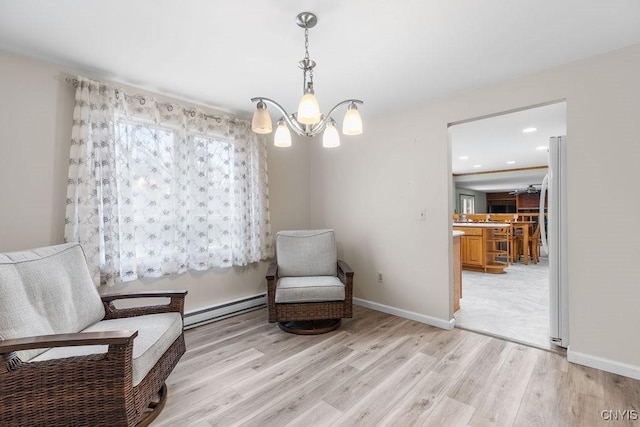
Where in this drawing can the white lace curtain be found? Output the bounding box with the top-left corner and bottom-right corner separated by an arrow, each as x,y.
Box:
65,76 -> 273,286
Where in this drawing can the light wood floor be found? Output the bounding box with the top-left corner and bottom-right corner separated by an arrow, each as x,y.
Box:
152,306 -> 639,427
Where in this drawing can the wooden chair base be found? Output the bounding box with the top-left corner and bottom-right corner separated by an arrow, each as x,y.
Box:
277,319 -> 341,335
137,383 -> 168,427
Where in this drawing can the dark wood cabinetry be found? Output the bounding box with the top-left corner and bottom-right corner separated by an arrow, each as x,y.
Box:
517,192 -> 546,210
486,192 -> 516,213
486,191 -> 547,214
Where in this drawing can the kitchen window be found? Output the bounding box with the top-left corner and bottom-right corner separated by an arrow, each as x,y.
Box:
459,194 -> 475,214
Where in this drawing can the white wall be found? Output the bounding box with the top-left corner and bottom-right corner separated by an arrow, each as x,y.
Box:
0,51 -> 310,313
268,134 -> 311,233
310,43 -> 640,373
4,43 -> 640,376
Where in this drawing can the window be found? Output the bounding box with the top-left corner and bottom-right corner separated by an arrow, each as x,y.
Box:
65,77 -> 273,286
114,119 -> 239,278
459,194 -> 475,214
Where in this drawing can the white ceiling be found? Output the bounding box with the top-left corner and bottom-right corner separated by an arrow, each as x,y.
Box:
1,1 -> 640,121
450,102 -> 565,192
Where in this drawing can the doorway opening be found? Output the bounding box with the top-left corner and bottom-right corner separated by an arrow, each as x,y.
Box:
449,101 -> 566,350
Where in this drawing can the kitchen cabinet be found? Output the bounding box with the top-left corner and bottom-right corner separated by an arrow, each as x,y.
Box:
486,191 -> 516,213
486,191 -> 547,215
462,233 -> 484,267
453,224 -> 509,274
453,232 -> 462,312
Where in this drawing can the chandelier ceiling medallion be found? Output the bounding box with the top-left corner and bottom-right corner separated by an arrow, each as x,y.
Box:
251,12 -> 363,148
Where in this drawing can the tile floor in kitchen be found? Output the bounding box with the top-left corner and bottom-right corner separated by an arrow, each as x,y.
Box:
455,255 -> 560,351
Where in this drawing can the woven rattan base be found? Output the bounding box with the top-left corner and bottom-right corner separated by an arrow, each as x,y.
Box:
277,319 -> 341,335
136,383 -> 167,427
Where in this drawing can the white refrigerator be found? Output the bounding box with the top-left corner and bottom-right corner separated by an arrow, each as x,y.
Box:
540,136 -> 568,347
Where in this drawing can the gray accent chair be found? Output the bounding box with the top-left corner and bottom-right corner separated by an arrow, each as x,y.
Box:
266,230 -> 354,333
0,243 -> 187,426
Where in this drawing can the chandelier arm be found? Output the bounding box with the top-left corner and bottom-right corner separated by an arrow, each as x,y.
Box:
251,97 -> 305,135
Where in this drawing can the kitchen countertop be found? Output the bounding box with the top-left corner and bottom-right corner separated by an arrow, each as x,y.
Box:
453,222 -> 510,228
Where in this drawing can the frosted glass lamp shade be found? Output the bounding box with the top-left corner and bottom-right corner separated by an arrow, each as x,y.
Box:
251,102 -> 273,134
274,121 -> 292,147
342,104 -> 363,135
322,121 -> 340,148
297,87 -> 321,125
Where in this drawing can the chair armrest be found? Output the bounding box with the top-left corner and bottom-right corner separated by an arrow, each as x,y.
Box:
337,260 -> 354,318
337,259 -> 354,290
266,262 -> 278,323
1,331 -> 137,384
101,290 -> 188,319
101,290 -> 188,302
337,260 -> 354,277
0,330 -> 137,354
266,262 -> 278,280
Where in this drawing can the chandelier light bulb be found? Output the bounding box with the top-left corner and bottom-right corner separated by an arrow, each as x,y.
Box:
297,84 -> 321,125
342,103 -> 363,135
322,120 -> 340,148
274,119 -> 292,147
251,101 -> 272,134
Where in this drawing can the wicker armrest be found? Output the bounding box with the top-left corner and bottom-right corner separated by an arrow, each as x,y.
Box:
101,290 -> 188,302
0,330 -> 137,354
266,262 -> 278,280
337,260 -> 354,276
337,260 -> 354,296
101,290 -> 188,319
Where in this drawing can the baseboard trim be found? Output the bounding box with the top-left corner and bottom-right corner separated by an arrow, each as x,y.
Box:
353,297 -> 455,330
183,293 -> 266,329
567,348 -> 640,380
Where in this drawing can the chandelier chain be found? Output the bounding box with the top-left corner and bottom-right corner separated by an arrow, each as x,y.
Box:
304,27 -> 309,61
304,27 -> 313,85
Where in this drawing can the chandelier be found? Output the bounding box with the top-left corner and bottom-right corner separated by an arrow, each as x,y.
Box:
251,12 -> 363,148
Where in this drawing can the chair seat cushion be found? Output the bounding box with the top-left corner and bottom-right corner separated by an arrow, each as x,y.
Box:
30,312 -> 183,386
275,276 -> 345,303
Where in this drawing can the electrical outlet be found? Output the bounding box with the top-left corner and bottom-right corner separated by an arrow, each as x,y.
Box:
377,272 -> 383,283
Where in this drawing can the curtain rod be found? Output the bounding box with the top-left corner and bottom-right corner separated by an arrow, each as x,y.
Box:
65,77 -> 239,124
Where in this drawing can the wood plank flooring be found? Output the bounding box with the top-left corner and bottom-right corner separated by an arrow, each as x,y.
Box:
152,306 -> 640,427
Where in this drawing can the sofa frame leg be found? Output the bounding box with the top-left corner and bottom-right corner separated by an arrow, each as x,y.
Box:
136,383 -> 168,427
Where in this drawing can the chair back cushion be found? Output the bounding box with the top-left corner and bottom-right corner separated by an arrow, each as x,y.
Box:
0,243 -> 106,361
276,230 -> 337,277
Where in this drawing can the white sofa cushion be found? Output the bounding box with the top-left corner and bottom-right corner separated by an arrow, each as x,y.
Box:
31,312 -> 183,386
275,276 -> 345,303
0,243 -> 105,361
276,230 -> 337,277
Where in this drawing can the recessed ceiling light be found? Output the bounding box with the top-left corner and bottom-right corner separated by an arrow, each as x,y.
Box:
536,146 -> 548,150
523,127 -> 537,133
473,164 -> 482,168
506,160 -> 516,164
458,156 -> 469,160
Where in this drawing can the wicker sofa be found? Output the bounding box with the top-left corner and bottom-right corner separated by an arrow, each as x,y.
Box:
0,243 -> 187,426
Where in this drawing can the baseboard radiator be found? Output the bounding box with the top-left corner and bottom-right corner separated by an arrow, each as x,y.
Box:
183,293 -> 266,329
